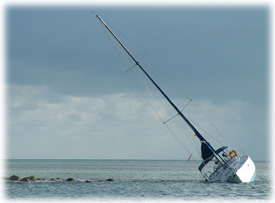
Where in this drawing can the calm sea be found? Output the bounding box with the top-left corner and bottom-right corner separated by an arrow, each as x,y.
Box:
4,159 -> 271,201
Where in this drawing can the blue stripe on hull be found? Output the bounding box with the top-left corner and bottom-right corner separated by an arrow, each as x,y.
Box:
251,172 -> 256,182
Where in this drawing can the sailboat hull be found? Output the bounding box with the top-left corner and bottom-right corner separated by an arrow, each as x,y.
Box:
226,156 -> 256,183
201,154 -> 256,183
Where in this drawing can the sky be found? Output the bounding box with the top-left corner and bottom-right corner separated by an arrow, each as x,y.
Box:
5,6 -> 269,161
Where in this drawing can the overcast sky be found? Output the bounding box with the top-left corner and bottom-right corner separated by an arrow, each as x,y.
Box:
6,6 -> 269,161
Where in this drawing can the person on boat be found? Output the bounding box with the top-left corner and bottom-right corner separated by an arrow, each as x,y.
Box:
222,151 -> 229,161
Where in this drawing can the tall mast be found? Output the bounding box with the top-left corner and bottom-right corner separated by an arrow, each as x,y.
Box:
96,15 -> 218,156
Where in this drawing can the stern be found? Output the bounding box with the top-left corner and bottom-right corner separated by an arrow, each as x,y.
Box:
227,156 -> 256,183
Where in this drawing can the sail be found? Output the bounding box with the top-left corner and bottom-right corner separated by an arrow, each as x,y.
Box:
201,142 -> 214,161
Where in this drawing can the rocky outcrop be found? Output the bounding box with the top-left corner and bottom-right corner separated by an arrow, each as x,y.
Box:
106,178 -> 114,182
20,177 -> 30,182
9,175 -> 21,181
6,175 -> 115,183
66,178 -> 75,181
20,176 -> 36,182
28,176 -> 36,181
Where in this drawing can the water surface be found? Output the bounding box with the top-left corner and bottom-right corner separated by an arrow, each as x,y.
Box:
4,159 -> 271,200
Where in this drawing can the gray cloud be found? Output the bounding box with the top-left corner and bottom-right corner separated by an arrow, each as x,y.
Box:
6,7 -> 269,160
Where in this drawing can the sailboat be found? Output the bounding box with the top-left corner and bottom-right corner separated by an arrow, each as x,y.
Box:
96,15 -> 256,183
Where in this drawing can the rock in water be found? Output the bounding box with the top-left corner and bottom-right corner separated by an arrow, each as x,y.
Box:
66,178 -> 75,181
106,178 -> 114,182
20,176 -> 36,182
21,177 -> 30,182
28,176 -> 36,181
9,175 -> 21,181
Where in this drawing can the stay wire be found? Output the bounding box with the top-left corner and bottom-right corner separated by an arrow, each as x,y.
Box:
183,112 -> 223,147
176,115 -> 202,158
109,24 -> 192,102
138,69 -> 200,159
128,67 -> 196,158
103,26 -> 200,158
100,19 -> 228,158
164,123 -> 197,159
192,101 -> 233,148
101,23 -> 135,73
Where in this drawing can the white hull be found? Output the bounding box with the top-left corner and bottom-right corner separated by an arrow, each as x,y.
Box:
226,156 -> 256,183
201,153 -> 256,183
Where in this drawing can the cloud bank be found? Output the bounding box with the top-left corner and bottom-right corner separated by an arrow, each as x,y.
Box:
7,85 -> 268,160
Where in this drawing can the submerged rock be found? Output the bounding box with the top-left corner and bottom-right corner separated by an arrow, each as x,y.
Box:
20,176 -> 36,182
85,180 -> 92,182
21,177 -> 30,182
9,175 -> 21,181
66,178 -> 75,181
106,178 -> 114,182
28,176 -> 36,181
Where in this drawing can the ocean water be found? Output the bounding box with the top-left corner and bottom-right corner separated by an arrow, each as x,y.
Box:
4,159 -> 271,201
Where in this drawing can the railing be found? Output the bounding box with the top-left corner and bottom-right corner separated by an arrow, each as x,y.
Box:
201,153 -> 248,182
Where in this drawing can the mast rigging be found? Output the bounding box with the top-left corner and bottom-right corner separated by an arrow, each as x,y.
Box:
96,14 -> 221,162
96,14 -> 256,183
